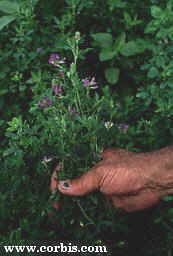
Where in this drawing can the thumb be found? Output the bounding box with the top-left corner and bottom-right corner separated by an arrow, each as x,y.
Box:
58,169 -> 99,196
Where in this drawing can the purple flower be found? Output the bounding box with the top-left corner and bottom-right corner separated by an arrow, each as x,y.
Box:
49,53 -> 60,62
48,53 -> 65,67
58,70 -> 64,77
39,97 -> 52,108
36,48 -> 43,53
52,84 -> 64,96
117,123 -> 129,133
82,77 -> 98,89
68,107 -> 80,116
82,78 -> 90,87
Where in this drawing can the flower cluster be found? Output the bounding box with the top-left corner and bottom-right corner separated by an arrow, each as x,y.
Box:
82,77 -> 98,89
117,123 -> 129,133
68,107 -> 80,116
41,156 -> 54,164
104,121 -> 114,129
38,97 -> 52,108
39,53 -> 98,109
58,70 -> 64,77
52,84 -> 64,96
48,53 -> 65,67
36,47 -> 43,53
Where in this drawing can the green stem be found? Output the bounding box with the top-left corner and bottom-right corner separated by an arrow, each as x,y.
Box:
69,37 -> 83,114
76,85 -> 83,114
76,199 -> 95,225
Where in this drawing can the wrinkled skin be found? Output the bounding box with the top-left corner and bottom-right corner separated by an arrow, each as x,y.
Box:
50,146 -> 173,212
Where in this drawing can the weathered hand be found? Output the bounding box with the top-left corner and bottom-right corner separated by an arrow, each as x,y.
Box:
50,146 -> 173,212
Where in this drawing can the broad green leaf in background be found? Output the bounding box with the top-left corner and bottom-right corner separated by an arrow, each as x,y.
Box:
91,32 -> 113,48
144,20 -> 158,34
0,15 -> 16,31
147,67 -> 159,79
113,32 -> 126,53
135,38 -> 151,52
98,33 -> 126,61
0,1 -> 19,14
120,39 -> 147,57
99,48 -> 116,61
105,67 -> 120,84
123,12 -> 142,27
151,6 -> 162,18
120,41 -> 138,56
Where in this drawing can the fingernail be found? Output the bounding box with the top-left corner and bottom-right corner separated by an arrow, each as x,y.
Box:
63,182 -> 69,188
58,180 -> 70,189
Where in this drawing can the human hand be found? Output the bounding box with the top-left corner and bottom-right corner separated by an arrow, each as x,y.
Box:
50,147 -> 173,212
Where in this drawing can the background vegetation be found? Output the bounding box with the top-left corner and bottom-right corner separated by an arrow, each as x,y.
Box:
1,0 -> 173,255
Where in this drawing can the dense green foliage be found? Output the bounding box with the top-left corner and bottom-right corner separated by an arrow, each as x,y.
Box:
1,0 -> 173,255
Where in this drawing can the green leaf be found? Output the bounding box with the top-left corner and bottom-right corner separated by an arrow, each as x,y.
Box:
151,6 -> 162,18
7,117 -> 22,132
108,0 -> 127,10
0,88 -> 8,95
147,67 -> 159,79
135,38 -> 151,51
0,1 -> 19,14
145,20 -> 158,34
99,48 -> 116,61
136,92 -> 148,99
120,40 -> 146,56
120,41 -> 138,56
168,208 -> 173,215
105,67 -> 120,84
123,12 -> 132,24
113,32 -> 126,53
0,15 -> 16,30
91,33 -> 113,48
162,196 -> 173,201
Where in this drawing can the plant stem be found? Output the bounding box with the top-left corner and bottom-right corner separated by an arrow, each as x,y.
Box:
76,199 -> 95,225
